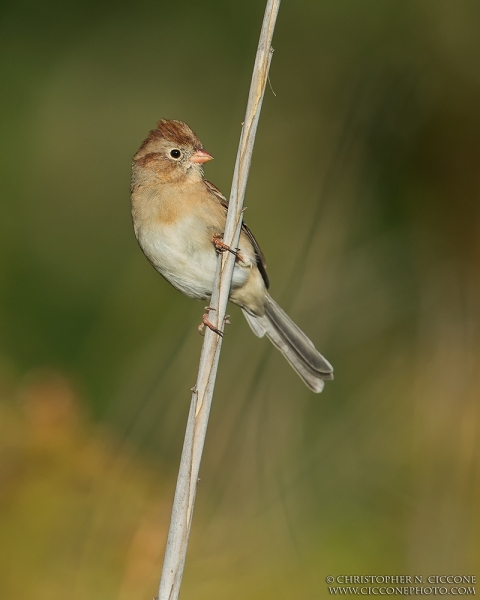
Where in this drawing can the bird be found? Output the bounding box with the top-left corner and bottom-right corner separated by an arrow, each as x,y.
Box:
130,119 -> 333,392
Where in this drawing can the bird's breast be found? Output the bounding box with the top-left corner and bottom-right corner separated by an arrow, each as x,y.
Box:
137,215 -> 219,299
132,184 -> 252,300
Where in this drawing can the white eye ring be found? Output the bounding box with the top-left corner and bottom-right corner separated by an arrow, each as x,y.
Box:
170,149 -> 182,159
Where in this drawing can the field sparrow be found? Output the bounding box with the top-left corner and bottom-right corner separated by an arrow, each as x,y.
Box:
130,119 -> 333,392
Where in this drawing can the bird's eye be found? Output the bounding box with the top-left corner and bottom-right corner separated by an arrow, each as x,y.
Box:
170,149 -> 181,159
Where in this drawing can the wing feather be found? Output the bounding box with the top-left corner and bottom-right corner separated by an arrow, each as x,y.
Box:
203,180 -> 270,289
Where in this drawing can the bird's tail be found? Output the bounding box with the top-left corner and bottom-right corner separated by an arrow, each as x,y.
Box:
242,293 -> 333,393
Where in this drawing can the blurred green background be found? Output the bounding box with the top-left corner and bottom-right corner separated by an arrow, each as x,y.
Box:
1,0 -> 479,598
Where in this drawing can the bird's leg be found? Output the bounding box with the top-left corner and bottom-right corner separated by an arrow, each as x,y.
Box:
212,233 -> 243,261
198,307 -> 224,337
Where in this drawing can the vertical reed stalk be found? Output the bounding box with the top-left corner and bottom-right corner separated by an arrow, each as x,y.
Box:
158,2 -> 281,598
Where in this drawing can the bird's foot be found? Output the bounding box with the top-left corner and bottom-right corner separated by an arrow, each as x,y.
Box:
212,234 -> 243,261
198,307 -> 224,337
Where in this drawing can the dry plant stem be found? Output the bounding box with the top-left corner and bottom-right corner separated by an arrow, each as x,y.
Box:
157,1 -> 281,599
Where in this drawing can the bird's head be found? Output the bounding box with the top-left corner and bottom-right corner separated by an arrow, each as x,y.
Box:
133,119 -> 213,184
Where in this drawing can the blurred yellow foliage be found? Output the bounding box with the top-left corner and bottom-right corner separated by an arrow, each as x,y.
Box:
0,370 -> 169,600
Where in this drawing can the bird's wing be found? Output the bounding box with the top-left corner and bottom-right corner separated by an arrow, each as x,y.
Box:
203,179 -> 270,289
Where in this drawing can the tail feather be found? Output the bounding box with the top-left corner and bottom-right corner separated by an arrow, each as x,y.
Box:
242,293 -> 333,393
